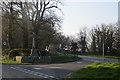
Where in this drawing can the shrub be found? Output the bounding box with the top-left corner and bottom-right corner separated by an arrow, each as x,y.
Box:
2,49 -> 10,59
2,49 -> 10,56
8,49 -> 31,59
40,50 -> 49,56
8,49 -> 49,59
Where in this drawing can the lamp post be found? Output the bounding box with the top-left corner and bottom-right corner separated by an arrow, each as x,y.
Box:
102,41 -> 105,62
102,33 -> 105,62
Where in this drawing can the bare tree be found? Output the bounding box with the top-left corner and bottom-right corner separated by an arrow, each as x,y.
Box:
1,0 -> 63,50
30,0 -> 62,49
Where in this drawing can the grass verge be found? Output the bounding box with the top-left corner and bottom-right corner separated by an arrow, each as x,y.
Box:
2,58 -> 31,65
51,53 -> 81,63
69,62 -> 120,80
83,54 -> 120,59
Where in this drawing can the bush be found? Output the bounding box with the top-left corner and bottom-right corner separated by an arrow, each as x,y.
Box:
8,49 -> 49,59
8,49 -> 31,59
40,50 -> 49,56
2,49 -> 10,59
2,49 -> 10,56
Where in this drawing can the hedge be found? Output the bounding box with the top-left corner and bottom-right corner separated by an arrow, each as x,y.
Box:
8,49 -> 49,59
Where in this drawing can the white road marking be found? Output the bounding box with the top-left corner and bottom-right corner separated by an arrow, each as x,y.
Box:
57,64 -> 64,65
48,67 -> 62,69
44,77 -> 48,78
10,67 -> 55,78
83,59 -> 100,62
34,68 -> 42,70
76,62 -> 82,63
33,73 -> 38,75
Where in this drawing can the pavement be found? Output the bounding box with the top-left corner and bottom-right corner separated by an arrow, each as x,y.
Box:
1,55 -> 119,79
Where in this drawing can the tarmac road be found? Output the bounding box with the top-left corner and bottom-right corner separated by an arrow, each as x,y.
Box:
2,59 -> 91,79
2,55 -> 119,79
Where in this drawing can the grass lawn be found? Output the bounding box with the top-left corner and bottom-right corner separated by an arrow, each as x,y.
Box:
70,62 -> 120,80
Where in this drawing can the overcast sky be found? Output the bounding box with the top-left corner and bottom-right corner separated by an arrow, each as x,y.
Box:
57,0 -> 118,36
